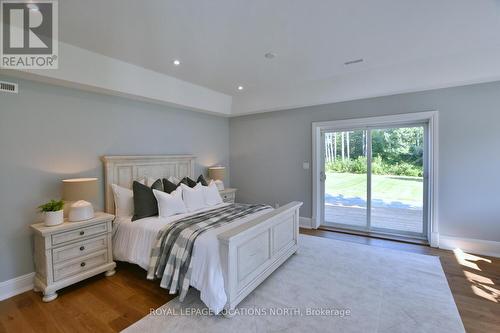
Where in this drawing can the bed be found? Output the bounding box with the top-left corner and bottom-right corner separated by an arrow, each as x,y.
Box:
102,155 -> 302,315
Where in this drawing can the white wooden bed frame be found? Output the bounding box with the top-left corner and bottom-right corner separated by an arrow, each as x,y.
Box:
102,155 -> 302,314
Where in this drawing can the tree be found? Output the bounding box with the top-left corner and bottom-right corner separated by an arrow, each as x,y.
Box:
346,131 -> 350,160
333,133 -> 337,161
341,132 -> 345,161
362,131 -> 366,157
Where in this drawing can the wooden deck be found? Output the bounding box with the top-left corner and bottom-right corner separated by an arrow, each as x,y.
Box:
325,203 -> 423,233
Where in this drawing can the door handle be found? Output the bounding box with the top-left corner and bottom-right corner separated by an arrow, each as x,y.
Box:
320,171 -> 327,182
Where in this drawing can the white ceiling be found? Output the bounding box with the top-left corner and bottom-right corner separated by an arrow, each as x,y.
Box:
53,0 -> 500,114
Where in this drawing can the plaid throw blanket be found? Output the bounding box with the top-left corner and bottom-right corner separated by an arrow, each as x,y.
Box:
146,203 -> 271,300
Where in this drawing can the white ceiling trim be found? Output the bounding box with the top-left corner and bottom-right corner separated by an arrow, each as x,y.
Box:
1,42 -> 232,116
231,46 -> 500,116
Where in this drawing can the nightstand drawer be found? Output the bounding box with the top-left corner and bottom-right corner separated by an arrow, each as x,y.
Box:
53,250 -> 108,282
51,222 -> 107,246
52,235 -> 107,264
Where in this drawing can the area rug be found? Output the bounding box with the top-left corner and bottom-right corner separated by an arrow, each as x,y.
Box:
123,234 -> 465,333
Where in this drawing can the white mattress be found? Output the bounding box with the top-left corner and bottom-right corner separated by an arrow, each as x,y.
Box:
112,203 -> 273,313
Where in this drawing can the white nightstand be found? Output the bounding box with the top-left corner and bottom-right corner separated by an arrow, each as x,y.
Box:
30,212 -> 116,302
220,188 -> 237,203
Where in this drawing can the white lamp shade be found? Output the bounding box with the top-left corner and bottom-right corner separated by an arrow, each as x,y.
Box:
62,178 -> 98,202
208,167 -> 225,181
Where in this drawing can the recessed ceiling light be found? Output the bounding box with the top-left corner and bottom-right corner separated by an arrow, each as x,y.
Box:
237,86 -> 244,91
344,58 -> 364,65
173,59 -> 181,66
264,52 -> 276,59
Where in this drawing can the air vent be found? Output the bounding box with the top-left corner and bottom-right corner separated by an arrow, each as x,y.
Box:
0,81 -> 18,94
344,58 -> 364,66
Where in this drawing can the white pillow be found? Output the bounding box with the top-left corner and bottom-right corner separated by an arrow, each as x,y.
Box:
203,181 -> 223,206
153,188 -> 187,218
181,183 -> 207,212
111,184 -> 134,217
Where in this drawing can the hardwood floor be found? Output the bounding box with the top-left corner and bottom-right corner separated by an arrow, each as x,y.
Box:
1,230 -> 498,332
0,263 -> 175,333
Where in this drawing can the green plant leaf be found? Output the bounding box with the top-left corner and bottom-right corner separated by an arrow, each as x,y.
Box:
38,199 -> 64,212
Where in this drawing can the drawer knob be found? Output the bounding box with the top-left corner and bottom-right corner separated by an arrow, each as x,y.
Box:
79,246 -> 85,251
80,262 -> 86,267
79,231 -> 85,236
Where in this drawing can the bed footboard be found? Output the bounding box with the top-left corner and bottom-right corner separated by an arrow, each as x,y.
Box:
218,201 -> 302,314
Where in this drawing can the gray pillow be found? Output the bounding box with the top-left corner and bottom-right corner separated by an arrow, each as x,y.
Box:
179,176 -> 197,188
132,179 -> 163,221
162,178 -> 179,194
197,174 -> 208,186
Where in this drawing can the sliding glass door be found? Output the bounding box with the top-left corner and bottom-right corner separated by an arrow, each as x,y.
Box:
322,130 -> 368,229
321,124 -> 427,240
370,127 -> 425,235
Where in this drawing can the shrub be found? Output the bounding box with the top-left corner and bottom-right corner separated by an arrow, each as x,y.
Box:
385,162 -> 422,177
350,157 -> 367,173
371,156 -> 385,174
327,159 -> 354,173
326,156 -> 422,177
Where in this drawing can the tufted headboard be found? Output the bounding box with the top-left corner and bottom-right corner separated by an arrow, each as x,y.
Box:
101,155 -> 195,214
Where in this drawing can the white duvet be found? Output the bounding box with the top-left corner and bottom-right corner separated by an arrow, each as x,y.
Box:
112,203 -> 273,313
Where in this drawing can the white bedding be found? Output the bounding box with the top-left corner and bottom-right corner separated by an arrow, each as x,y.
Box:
112,203 -> 273,313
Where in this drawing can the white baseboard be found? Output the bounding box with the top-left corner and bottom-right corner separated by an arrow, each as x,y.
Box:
439,235 -> 500,258
0,272 -> 35,301
299,217 -> 312,229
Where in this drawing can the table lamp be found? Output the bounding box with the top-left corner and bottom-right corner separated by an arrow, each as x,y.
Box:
62,178 -> 98,222
208,166 -> 225,191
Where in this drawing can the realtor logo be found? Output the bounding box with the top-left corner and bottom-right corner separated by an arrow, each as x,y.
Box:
1,0 -> 58,69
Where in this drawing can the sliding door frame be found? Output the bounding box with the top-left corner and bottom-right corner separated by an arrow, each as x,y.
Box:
312,111 -> 439,247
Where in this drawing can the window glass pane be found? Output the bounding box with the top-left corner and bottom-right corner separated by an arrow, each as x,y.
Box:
370,126 -> 424,234
324,130 -> 368,229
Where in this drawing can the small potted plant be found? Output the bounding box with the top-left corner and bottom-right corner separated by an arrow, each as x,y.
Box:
39,199 -> 65,227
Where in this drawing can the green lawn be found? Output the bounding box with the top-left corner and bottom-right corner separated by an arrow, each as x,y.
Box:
325,172 -> 423,205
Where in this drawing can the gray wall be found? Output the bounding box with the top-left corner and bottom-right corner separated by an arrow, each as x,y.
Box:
0,75 -> 229,282
229,81 -> 500,243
